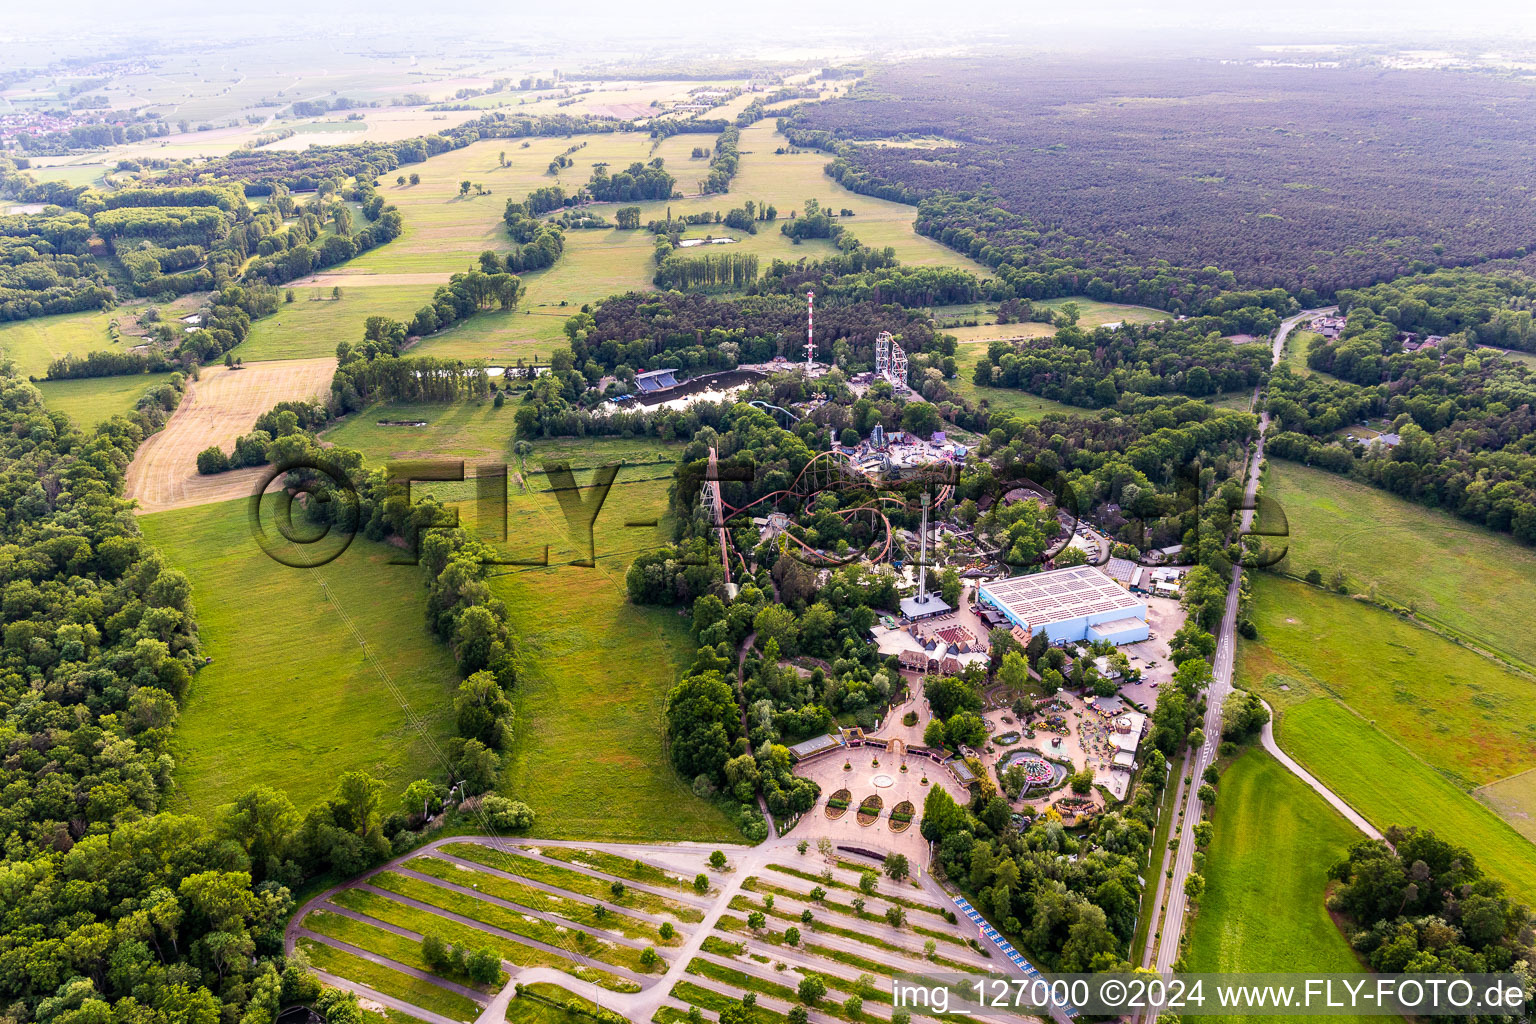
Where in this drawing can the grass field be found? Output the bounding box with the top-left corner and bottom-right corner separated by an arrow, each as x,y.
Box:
299,939 -> 482,1023
1282,329 -> 1324,373
0,308 -> 122,377
36,372 -> 178,427
505,984 -> 603,1024
310,422 -> 736,842
489,465 -> 738,842
232,121 -> 989,364
139,499 -> 461,814
1268,698 -> 1536,905
304,910 -> 504,988
1264,461 -> 1536,670
949,336 -> 1089,420
1239,574 -> 1536,788
233,287 -> 427,362
1474,768 -> 1536,843
322,405 -> 676,467
1238,575 -> 1536,902
1185,749 -> 1374,1024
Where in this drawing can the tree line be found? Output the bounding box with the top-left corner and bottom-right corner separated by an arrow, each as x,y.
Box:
654,251 -> 760,291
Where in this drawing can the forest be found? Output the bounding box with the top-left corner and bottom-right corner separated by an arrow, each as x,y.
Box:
785,58 -> 1536,300
565,290 -> 949,378
973,313 -> 1279,408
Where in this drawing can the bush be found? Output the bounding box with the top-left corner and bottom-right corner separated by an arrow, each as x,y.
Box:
196,445 -> 229,474
479,794 -> 535,831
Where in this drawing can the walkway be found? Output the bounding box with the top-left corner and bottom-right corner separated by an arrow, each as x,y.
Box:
1258,700 -> 1384,841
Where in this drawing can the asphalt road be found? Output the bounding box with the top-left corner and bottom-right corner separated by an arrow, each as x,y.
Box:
1149,307 -> 1336,977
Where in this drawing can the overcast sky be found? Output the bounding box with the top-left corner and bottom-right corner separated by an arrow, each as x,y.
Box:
10,0 -> 1536,52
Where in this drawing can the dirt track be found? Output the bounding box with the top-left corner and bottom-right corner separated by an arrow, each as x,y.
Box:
125,357 -> 336,514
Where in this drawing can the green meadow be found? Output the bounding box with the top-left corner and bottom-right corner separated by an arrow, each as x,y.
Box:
139,499 -> 461,814
232,122 -> 992,364
233,286 -> 428,363
322,404 -> 675,467
312,420 -> 736,843
1270,698 -> 1536,905
37,371 -> 178,427
0,307 -> 122,377
1240,574 -> 1536,787
949,333 -> 1089,420
1265,460 -> 1536,670
1185,748 -> 1375,1024
1237,574 -> 1536,902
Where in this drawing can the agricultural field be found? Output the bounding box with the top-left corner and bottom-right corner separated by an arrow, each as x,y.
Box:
1236,574 -> 1536,902
36,371 -> 178,427
1185,748 -> 1374,1024
138,498 -> 463,815
125,357 -> 337,513
1264,460 -> 1536,670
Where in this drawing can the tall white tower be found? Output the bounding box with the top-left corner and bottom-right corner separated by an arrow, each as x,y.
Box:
917,490 -> 930,602
805,290 -> 815,372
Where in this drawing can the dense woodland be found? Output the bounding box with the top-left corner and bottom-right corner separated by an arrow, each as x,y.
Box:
788,58 -> 1536,299
1332,827 -> 1534,974
973,313 -> 1279,408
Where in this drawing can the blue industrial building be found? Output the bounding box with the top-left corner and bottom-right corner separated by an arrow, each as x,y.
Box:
978,566 -> 1149,645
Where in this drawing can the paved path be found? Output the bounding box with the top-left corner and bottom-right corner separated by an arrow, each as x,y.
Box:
1258,700 -> 1385,841
1149,307 -> 1342,978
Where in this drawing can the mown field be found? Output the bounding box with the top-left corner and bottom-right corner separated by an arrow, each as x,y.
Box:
1185,748 -> 1374,1024
37,371 -> 178,427
1240,575 -> 1536,788
322,403 -> 673,467
139,498 -> 461,814
1270,698 -> 1536,905
1237,574 -> 1536,902
312,421 -> 737,842
1264,460 -> 1536,670
490,468 -> 741,842
0,307 -> 123,377
233,286 -> 427,362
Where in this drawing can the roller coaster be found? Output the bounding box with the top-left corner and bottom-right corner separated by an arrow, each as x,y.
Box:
703,447 -> 956,572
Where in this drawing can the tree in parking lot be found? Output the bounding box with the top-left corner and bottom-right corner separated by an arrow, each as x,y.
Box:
465,946 -> 500,984
798,974 -> 826,1004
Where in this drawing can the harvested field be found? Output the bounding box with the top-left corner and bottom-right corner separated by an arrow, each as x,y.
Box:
125,357 -> 336,514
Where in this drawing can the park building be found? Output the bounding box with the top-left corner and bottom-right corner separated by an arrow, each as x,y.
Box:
977,565 -> 1149,645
